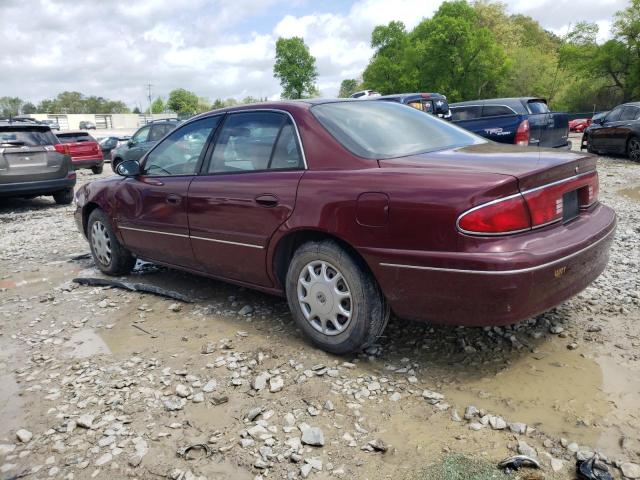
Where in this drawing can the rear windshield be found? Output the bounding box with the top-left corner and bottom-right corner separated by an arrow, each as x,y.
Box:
311,101 -> 484,159
57,133 -> 95,143
527,100 -> 550,114
0,127 -> 58,146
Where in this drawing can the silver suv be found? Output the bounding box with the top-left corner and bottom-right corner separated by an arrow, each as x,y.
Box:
0,120 -> 76,204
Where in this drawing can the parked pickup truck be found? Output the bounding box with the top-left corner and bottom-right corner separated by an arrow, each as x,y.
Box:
450,97 -> 570,149
376,93 -> 452,120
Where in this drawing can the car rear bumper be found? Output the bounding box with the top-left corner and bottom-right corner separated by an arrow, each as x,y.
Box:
0,176 -> 76,197
363,203 -> 616,326
71,155 -> 103,168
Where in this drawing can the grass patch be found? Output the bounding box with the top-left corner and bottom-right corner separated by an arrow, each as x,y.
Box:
413,454 -> 503,480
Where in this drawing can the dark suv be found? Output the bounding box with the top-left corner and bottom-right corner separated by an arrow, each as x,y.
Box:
581,102 -> 640,161
111,120 -> 179,172
0,120 -> 76,204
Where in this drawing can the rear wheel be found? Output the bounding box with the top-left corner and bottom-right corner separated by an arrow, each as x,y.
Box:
627,137 -> 640,162
53,188 -> 73,205
91,164 -> 104,174
87,209 -> 136,275
285,240 -> 389,354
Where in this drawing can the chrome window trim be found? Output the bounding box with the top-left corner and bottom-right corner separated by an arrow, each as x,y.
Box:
456,171 -> 597,236
450,104 -> 518,117
380,227 -> 614,275
119,226 -> 263,249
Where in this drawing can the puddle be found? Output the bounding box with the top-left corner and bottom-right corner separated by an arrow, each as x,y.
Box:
618,186 -> 640,202
63,329 -> 112,358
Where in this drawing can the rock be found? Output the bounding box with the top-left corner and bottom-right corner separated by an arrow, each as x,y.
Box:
0,444 -> 16,456
284,413 -> 296,427
300,463 -> 313,478
269,376 -> 284,393
389,392 -> 402,402
95,452 -> 112,466
621,463 -> 640,479
247,425 -> 269,439
192,392 -> 204,403
163,397 -> 186,411
210,394 -> 228,406
16,429 -> 33,443
422,389 -> 444,402
464,405 -> 479,419
202,379 -> 217,392
252,372 -> 270,391
175,384 -> 191,398
489,416 -> 507,430
247,407 -> 263,421
518,440 -> 538,458
240,438 -> 255,448
550,457 -> 564,472
168,303 -> 181,312
77,414 -> 94,429
306,457 -> 323,470
324,400 -> 334,411
468,422 -> 483,431
201,342 -> 215,354
238,305 -> 254,316
508,422 -> 527,434
567,442 -> 579,453
300,425 -> 325,447
450,409 -> 462,422
368,439 -> 388,452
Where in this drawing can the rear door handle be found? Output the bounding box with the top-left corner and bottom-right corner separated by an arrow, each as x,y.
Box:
255,194 -> 279,207
166,194 -> 182,205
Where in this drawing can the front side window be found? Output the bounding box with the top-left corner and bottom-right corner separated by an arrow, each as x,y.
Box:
482,105 -> 514,117
605,107 -> 624,123
149,123 -> 174,141
132,126 -> 151,144
620,107 -> 640,121
143,116 -> 221,176
312,101 -> 484,159
451,106 -> 482,121
208,112 -> 302,173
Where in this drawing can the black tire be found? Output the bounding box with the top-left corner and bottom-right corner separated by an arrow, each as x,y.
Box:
285,240 -> 389,354
53,188 -> 74,205
87,209 -> 136,276
627,136 -> 640,162
91,164 -> 104,174
111,158 -> 122,173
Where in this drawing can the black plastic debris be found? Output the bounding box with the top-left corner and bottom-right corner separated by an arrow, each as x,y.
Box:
498,455 -> 540,472
576,455 -> 613,480
176,443 -> 212,460
73,277 -> 192,303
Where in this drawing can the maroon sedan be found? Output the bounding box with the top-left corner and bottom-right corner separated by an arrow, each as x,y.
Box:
74,100 -> 615,354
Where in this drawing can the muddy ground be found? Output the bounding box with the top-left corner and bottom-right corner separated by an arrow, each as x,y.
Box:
1,138 -> 639,480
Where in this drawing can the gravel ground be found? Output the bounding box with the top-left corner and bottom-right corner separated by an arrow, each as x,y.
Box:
0,142 -> 639,480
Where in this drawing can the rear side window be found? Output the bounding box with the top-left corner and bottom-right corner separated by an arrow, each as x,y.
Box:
482,105 -> 514,117
0,128 -> 58,146
451,106 -> 482,121
270,123 -> 303,169
57,133 -> 94,143
312,101 -> 484,159
527,101 -> 550,114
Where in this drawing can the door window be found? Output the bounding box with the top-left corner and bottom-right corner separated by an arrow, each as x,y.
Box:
208,112 -> 302,173
451,106 -> 481,121
605,107 -> 624,123
482,105 -> 514,117
619,107 -> 640,121
143,116 -> 221,176
149,123 -> 175,141
132,125 -> 151,144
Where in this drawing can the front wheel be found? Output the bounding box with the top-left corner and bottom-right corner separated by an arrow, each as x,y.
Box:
285,240 -> 389,354
87,209 -> 136,275
53,188 -> 73,205
91,164 -> 104,174
111,158 -> 122,173
627,137 -> 640,162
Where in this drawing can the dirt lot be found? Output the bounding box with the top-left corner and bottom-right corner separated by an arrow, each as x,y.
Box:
1,138 -> 639,480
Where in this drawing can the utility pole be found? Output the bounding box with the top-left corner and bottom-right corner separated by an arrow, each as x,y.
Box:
145,83 -> 153,116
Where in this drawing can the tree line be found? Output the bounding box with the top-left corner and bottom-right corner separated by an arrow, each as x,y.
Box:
0,92 -> 129,117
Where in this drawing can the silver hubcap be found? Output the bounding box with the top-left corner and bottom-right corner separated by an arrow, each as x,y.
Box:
91,221 -> 112,266
630,139 -> 640,161
297,260 -> 352,336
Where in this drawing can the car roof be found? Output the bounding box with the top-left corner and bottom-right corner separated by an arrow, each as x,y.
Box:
621,102 -> 640,107
56,131 -> 94,136
451,97 -> 545,107
377,93 -> 447,100
0,120 -> 51,130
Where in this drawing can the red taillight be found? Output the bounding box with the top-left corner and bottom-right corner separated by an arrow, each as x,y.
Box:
514,119 -> 530,146
458,194 -> 531,234
68,171 -> 76,180
54,144 -> 70,155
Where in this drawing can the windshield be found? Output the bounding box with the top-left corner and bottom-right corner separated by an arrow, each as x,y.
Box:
311,101 -> 484,159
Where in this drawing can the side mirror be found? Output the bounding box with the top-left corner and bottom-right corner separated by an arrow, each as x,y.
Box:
127,139 -> 136,147
116,160 -> 141,177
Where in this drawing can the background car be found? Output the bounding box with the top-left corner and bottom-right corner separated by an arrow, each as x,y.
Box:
450,97 -> 571,149
569,118 -> 591,133
110,119 -> 178,172
98,136 -> 130,161
0,119 -> 75,203
350,89 -> 381,99
79,121 -> 96,130
581,103 -> 640,161
55,131 -> 104,174
40,119 -> 60,130
74,100 -> 614,354
376,92 -> 452,120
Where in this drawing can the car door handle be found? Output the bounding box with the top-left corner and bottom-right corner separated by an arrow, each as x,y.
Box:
166,194 -> 182,205
255,194 -> 279,207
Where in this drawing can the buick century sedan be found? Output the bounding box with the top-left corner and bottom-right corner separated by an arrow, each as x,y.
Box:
74,100 -> 616,354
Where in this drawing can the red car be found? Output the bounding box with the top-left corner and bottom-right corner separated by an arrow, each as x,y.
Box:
56,131 -> 104,174
569,118 -> 591,133
74,100 -> 615,354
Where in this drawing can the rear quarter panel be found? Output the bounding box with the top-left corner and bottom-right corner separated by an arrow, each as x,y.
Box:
453,115 -> 521,144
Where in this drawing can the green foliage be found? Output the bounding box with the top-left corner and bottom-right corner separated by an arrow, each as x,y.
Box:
273,37 -> 318,99
150,97 -> 165,114
133,107 -> 142,114
34,92 -> 129,114
166,88 -> 199,116
21,102 -> 37,114
0,97 -> 24,117
196,97 -> 211,113
338,79 -> 360,97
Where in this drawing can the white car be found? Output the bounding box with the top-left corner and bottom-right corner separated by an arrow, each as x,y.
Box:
350,90 -> 381,99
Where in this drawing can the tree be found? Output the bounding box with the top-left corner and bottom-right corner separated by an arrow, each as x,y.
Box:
166,88 -> 199,116
133,107 -> 142,114
273,37 -> 318,99
338,79 -> 360,97
0,97 -> 24,117
22,102 -> 37,114
196,97 -> 211,113
150,97 -> 165,114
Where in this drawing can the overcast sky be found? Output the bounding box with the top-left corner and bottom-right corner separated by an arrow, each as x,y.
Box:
0,0 -> 627,109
